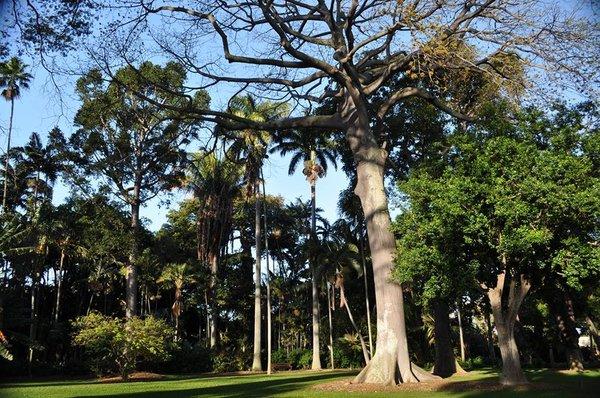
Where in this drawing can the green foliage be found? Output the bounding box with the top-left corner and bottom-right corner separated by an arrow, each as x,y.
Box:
393,102 -> 600,304
72,312 -> 174,379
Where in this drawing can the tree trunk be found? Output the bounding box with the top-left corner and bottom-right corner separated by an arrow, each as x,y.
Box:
457,302 -> 466,362
126,200 -> 140,318
54,249 -> 65,325
28,271 -> 39,367
2,98 -> 14,211
484,306 -> 497,363
487,270 -> 530,385
251,178 -> 263,371
360,232 -> 374,357
586,316 -> 600,358
327,282 -> 335,369
309,171 -> 322,370
347,119 -> 437,384
432,300 -> 458,378
263,176 -> 272,374
554,294 -> 584,371
208,252 -> 218,348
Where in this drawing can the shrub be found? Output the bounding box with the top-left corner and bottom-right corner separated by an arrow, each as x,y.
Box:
458,356 -> 486,371
157,341 -> 212,374
298,349 -> 313,369
72,312 -> 174,379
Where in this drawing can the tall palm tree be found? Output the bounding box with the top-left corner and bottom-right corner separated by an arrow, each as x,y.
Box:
271,129 -> 337,370
1,57 -> 32,210
227,94 -> 288,372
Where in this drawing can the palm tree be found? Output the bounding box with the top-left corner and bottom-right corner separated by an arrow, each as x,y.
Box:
227,94 -> 288,371
188,150 -> 243,348
1,57 -> 32,210
158,263 -> 198,340
271,129 -> 337,370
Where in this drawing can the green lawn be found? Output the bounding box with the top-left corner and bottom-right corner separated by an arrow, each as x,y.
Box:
1,368 -> 599,398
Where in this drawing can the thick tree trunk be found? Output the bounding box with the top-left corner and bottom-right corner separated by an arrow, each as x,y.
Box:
251,179 -> 263,371
2,98 -> 14,210
126,200 -> 140,318
487,270 -> 530,385
347,119 -> 437,384
432,300 -> 458,378
310,176 -> 322,370
53,249 -> 65,325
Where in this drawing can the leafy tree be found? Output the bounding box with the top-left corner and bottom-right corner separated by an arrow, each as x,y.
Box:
394,103 -> 600,384
1,57 -> 32,210
67,61 -> 209,318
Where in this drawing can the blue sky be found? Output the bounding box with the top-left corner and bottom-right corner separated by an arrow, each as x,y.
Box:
0,64 -> 351,230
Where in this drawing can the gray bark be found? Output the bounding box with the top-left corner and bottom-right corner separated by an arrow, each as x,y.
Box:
487,270 -> 530,385
345,107 -> 437,384
126,199 -> 140,318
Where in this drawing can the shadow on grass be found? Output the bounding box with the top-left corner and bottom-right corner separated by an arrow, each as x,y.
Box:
70,372 -> 352,398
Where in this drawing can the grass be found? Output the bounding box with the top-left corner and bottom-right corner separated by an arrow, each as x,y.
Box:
0,368 -> 599,398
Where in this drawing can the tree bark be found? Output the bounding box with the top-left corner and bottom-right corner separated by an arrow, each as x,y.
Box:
457,302 -> 466,362
347,115 -> 437,384
126,199 -> 140,318
53,249 -> 65,325
327,282 -> 335,369
251,179 -> 263,371
208,253 -> 218,348
309,170 -> 322,370
2,98 -> 14,211
487,270 -> 530,385
432,300 -> 458,378
263,176 -> 272,374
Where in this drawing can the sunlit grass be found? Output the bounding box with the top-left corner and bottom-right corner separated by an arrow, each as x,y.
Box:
1,368 -> 598,398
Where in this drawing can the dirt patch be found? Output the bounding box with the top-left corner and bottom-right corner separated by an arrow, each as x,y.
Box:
99,372 -> 166,383
314,378 -> 555,393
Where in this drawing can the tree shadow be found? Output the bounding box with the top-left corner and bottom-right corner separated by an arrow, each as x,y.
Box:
70,372 -> 352,398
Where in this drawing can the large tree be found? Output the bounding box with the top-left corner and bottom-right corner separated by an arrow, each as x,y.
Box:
92,0 -> 598,384
67,61 -> 209,318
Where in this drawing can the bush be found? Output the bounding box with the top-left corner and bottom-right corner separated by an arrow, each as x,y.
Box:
457,356 -> 486,371
72,312 -> 174,379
